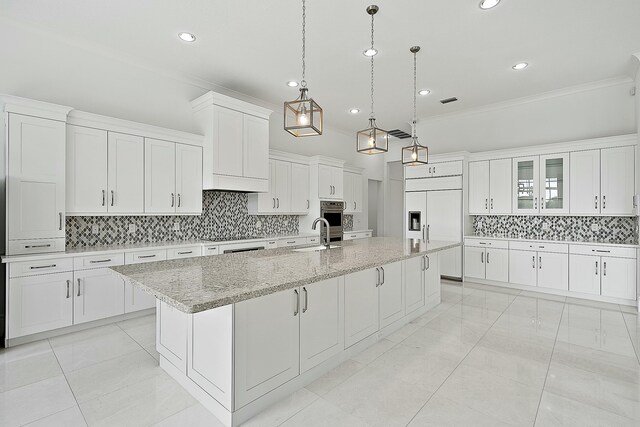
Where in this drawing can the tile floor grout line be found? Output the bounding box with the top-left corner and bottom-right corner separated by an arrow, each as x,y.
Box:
46,338 -> 90,427
404,286 -> 522,426
532,301 -> 566,426
621,309 -> 640,365
273,389 -> 322,427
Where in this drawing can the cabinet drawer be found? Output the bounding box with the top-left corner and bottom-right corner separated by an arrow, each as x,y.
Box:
125,249 -> 167,264
8,238 -> 66,256
74,253 -> 125,270
202,245 -> 220,256
278,238 -> 306,248
405,176 -> 462,191
464,238 -> 509,249
10,257 -> 74,278
569,245 -> 636,259
167,246 -> 202,260
509,241 -> 568,254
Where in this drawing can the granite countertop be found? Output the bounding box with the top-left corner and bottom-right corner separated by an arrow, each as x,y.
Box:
464,235 -> 639,249
110,237 -> 460,314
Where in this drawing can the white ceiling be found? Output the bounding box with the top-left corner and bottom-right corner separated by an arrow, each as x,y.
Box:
1,0 -> 640,133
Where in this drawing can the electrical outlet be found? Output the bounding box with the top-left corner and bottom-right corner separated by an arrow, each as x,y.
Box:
542,222 -> 550,231
591,223 -> 600,232
173,222 -> 180,231
128,224 -> 136,233
91,225 -> 100,234
255,219 -> 262,230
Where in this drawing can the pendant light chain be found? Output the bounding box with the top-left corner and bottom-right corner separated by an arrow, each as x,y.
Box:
301,0 -> 307,88
370,11 -> 375,119
412,49 -> 417,138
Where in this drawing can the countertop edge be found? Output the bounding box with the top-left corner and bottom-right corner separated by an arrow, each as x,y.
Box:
463,235 -> 639,249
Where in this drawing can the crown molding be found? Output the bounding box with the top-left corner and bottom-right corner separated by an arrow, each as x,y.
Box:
419,76 -> 634,124
269,149 -> 310,164
308,156 -> 345,168
191,91 -> 272,119
1,94 -> 73,121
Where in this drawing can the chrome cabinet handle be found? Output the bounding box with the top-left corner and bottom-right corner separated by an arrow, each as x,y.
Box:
302,287 -> 308,313
481,252 -> 484,263
375,268 -> 380,287
294,289 -> 299,316
603,262 -> 607,276
539,256 -> 542,269
66,280 -> 70,299
433,167 -> 436,175
273,198 -> 276,208
177,193 -> 181,208
307,199 -> 309,209
421,255 -> 425,271
139,254 -> 156,259
425,255 -> 430,270
102,190 -> 106,206
592,249 -> 611,253
206,246 -> 217,250
602,195 -> 606,209
77,278 -> 81,297
30,264 -> 56,270
485,198 -> 488,210
24,244 -> 52,249
534,197 -> 537,210
427,225 -> 430,241
89,259 -> 112,264
354,201 -> 356,210
59,213 -> 63,230
595,195 -> 598,210
422,225 -> 426,240
171,193 -> 175,207
487,251 -> 490,264
111,190 -> 115,207
380,267 -> 385,285
277,198 -> 279,208
595,261 -> 598,275
177,251 -> 192,255
491,198 -> 493,210
532,255 -> 535,268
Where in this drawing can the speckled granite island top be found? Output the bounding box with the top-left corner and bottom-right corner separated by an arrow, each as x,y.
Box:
110,237 -> 460,314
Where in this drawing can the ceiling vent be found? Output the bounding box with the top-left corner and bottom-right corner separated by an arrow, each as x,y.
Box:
440,97 -> 458,104
387,128 -> 411,139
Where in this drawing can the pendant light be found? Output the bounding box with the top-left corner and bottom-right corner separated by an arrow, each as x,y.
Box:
356,5 -> 388,155
284,0 -> 323,137
402,46 -> 429,166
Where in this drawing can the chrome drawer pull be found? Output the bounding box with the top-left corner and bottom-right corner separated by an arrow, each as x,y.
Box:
24,244 -> 52,249
30,264 -> 56,269
293,289 -> 300,316
592,249 -> 611,253
90,259 -> 112,264
177,251 -> 192,255
66,280 -> 70,298
77,278 -> 81,296
138,254 -> 156,259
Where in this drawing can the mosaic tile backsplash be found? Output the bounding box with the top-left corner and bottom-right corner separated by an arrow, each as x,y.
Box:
66,191 -> 299,248
343,215 -> 354,232
472,215 -> 638,244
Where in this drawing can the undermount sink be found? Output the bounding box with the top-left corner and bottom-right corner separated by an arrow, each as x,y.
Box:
293,245 -> 340,252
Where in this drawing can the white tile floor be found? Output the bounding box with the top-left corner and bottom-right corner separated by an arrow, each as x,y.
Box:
1,281 -> 639,426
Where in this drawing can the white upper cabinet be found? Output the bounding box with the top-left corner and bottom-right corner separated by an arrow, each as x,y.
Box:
343,171 -> 363,213
107,132 -> 144,214
539,153 -> 569,214
66,125 -> 108,214
192,91 -> 272,193
175,143 -> 203,214
290,162 -> 310,214
468,161 -> 490,214
512,156 -> 539,214
145,138 -> 176,214
405,161 -> 463,179
570,150 -> 600,215
274,160 -> 292,212
318,164 -> 344,200
8,114 -> 66,244
489,159 -> 512,214
600,146 -> 635,215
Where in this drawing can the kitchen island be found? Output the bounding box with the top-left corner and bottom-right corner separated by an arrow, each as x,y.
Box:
111,237 -> 459,426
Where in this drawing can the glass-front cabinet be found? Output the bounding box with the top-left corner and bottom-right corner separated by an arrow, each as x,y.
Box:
512,154 -> 569,214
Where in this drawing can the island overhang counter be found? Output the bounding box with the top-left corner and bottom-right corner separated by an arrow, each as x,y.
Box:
110,237 -> 460,427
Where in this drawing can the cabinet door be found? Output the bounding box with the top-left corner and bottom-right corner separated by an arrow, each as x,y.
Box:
66,125 -> 108,214
300,278 -> 344,373
468,161 -> 490,214
405,191 -> 427,240
508,250 -> 537,286
404,256 -> 425,315
464,246 -> 486,280
343,172 -> 354,213
570,150 -> 600,214
601,257 -> 636,300
257,160 -> 277,213
144,138 -> 176,213
290,162 -> 310,214
8,272 -> 73,338
332,167 -> 344,199
344,268 -> 379,347
425,254 -> 440,297
213,106 -> 244,178
569,254 -> 600,295
8,114 -> 66,240
537,252 -> 569,291
176,144 -> 203,214
489,159 -> 512,214
512,156 -> 538,214
234,289 -> 300,409
243,114 -> 269,180
426,190 -> 462,242
539,153 -> 569,214
124,281 -> 156,313
440,247 -> 462,278
485,248 -> 509,282
107,132 -> 144,213
379,262 -> 404,329
353,173 -> 363,212
74,268 -> 125,324
274,160 -> 291,212
431,161 -> 463,178
601,146 -> 635,215
318,165 -> 333,199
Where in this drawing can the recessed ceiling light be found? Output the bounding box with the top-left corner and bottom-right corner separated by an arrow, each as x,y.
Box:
286,81 -> 299,87
418,89 -> 431,96
178,32 -> 196,42
349,108 -> 360,114
479,0 -> 500,9
363,48 -> 378,57
512,62 -> 529,70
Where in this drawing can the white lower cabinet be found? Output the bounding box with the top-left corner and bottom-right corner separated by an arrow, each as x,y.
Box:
378,262 -> 404,329
157,300 -> 188,372
509,249 -> 568,290
569,255 -> 601,295
344,268 -> 379,348
124,282 -> 156,313
234,288 -> 300,409
601,257 -> 636,300
299,278 -> 344,373
464,244 -> 508,282
73,268 -> 125,324
404,256 -> 425,315
509,250 -> 538,286
8,272 -> 74,338
464,246 -> 486,280
425,254 -> 441,298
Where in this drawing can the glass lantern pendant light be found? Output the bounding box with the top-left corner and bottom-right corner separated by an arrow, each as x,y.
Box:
357,5 -> 388,155
402,46 -> 429,166
284,0 -> 323,137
